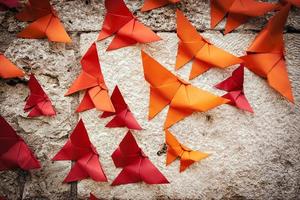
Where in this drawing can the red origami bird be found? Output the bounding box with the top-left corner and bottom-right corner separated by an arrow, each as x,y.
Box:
24,74 -> 56,117
210,0 -> 277,34
0,54 -> 24,79
0,0 -> 19,10
215,65 -> 253,112
111,131 -> 169,186
141,0 -> 180,12
90,193 -> 99,200
52,119 -> 107,183
16,0 -> 71,43
98,0 -> 161,50
100,86 -> 142,130
0,116 -> 41,171
65,42 -> 115,113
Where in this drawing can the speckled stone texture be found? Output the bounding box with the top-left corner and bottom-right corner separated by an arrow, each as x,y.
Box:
0,0 -> 300,200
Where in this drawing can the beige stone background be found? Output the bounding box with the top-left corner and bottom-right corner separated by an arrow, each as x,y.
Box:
0,0 -> 300,199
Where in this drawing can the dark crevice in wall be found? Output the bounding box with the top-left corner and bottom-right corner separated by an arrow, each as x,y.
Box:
17,170 -> 28,200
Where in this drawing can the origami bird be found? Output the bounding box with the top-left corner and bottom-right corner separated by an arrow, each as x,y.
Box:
141,50 -> 229,129
65,42 -> 115,113
241,3 -> 294,103
98,0 -> 161,50
141,0 -> 180,12
215,65 -> 253,112
52,119 -> 107,183
16,0 -> 71,43
210,0 -> 277,34
0,54 -> 24,79
111,131 -> 169,186
24,74 -> 56,117
175,10 -> 242,79
0,0 -> 19,10
100,86 -> 142,130
0,116 -> 41,171
165,130 -> 209,172
90,193 -> 99,200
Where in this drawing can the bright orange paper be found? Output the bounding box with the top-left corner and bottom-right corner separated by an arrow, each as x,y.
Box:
165,130 -> 209,172
141,50 -> 229,129
16,0 -> 71,43
176,10 -> 242,79
141,0 -> 180,12
242,3 -> 294,103
0,54 -> 24,79
210,0 -> 277,34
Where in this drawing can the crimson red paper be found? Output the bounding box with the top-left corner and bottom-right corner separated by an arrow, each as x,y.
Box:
98,0 -> 161,50
90,193 -> 99,200
111,131 -> 169,186
0,0 -> 19,10
24,74 -> 56,117
0,116 -> 41,171
215,65 -> 253,113
286,0 -> 300,7
52,119 -> 107,183
100,86 -> 142,130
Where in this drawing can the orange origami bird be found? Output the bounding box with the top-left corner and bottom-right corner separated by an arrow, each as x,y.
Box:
241,3 -> 294,103
175,10 -> 242,79
16,0 -> 71,43
65,42 -> 115,113
165,130 -> 209,172
0,54 -> 24,79
210,0 -> 277,34
141,0 -> 180,12
141,50 -> 229,129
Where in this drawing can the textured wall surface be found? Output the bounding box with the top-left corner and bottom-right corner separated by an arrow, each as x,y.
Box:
0,0 -> 300,200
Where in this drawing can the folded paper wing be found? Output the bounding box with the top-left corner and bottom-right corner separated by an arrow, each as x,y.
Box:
0,54 -> 24,78
24,74 -> 56,117
100,86 -> 142,130
111,131 -> 169,185
286,0 -> 300,8
215,65 -> 253,112
16,0 -> 71,43
165,130 -> 209,172
90,193 -> 99,200
142,50 -> 229,129
52,119 -> 107,183
141,0 -> 180,12
176,10 -> 242,79
0,116 -> 41,171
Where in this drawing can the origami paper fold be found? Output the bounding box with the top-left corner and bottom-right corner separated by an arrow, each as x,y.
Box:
0,0 -> 18,10
65,42 -> 115,113
242,3 -> 294,103
16,0 -> 71,43
210,0 -> 277,34
111,131 -> 169,186
98,0 -> 161,50
100,86 -> 142,130
141,0 -> 180,12
52,119 -> 107,183
142,50 -> 229,129
165,130 -> 209,172
286,0 -> 300,7
0,54 -> 24,79
90,193 -> 99,200
0,116 -> 41,171
24,74 -> 56,117
215,65 -> 253,112
176,10 -> 242,79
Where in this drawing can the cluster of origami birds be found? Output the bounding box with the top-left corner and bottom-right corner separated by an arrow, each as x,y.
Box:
0,0 -> 298,199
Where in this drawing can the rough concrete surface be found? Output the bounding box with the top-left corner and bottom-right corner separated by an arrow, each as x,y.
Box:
0,0 -> 300,200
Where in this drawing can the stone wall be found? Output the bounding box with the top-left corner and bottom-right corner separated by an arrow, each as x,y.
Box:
0,0 -> 299,199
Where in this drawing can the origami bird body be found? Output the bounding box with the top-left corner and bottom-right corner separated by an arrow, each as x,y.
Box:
0,54 -> 24,79
142,50 -> 229,129
175,10 -> 242,79
111,131 -> 169,186
16,0 -> 71,43
165,130 -> 209,172
52,119 -> 107,183
215,65 -> 253,112
90,193 -> 99,200
0,116 -> 41,171
66,42 -> 115,113
242,3 -> 294,103
24,74 -> 56,117
100,86 -> 142,130
0,0 -> 19,10
141,0 -> 180,12
98,0 -> 161,50
210,0 -> 277,34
